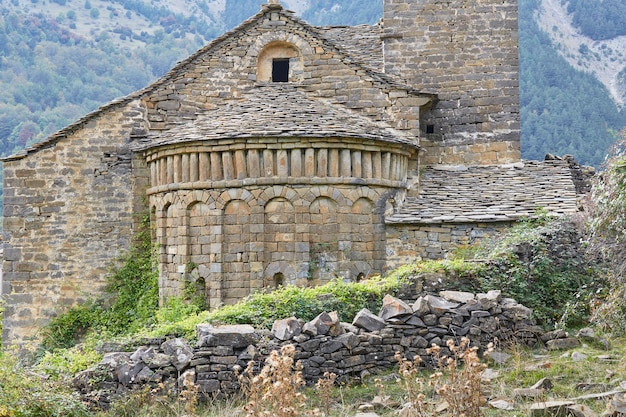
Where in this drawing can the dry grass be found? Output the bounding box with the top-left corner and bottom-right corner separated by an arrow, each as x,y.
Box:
238,344 -> 321,417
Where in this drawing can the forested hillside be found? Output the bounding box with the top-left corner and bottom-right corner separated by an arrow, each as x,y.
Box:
0,0 -> 624,172
519,0 -> 626,165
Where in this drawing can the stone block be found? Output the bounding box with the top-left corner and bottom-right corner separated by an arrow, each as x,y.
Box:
197,324 -> 259,348
379,294 -> 413,320
353,309 -> 386,332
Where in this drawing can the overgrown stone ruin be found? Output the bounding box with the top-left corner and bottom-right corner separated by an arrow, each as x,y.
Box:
74,290 -> 555,408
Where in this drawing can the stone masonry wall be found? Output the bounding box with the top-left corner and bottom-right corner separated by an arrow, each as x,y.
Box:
385,222 -> 512,266
383,0 -> 521,165
74,291 -> 542,408
1,101 -> 150,348
143,4 -> 427,141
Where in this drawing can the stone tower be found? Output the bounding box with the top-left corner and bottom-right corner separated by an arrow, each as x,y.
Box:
383,0 -> 521,165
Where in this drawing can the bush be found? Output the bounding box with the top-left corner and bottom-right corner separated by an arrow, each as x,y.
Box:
477,216 -> 601,326
0,351 -> 89,417
208,275 -> 403,329
587,129 -> 626,334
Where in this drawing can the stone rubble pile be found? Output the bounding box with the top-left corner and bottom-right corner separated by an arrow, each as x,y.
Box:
74,290 -> 543,408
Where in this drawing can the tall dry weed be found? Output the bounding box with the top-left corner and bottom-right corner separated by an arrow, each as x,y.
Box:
239,344 -> 320,417
389,337 -> 491,417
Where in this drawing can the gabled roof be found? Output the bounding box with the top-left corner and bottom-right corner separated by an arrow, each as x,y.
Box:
317,23 -> 384,72
386,160 -> 579,224
134,84 -> 419,151
3,3 -> 431,162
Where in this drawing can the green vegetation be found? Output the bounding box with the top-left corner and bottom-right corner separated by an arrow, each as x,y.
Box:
567,0 -> 626,40
519,0 -> 626,167
40,216 -> 159,351
586,129 -> 626,335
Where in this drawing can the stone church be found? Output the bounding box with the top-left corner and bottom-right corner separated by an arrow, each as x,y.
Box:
1,0 -> 580,346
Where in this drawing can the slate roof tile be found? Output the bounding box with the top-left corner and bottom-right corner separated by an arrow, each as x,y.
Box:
135,84 -> 419,150
386,160 -> 579,224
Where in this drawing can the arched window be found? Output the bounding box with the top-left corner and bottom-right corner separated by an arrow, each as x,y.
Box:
257,41 -> 302,83
273,272 -> 285,288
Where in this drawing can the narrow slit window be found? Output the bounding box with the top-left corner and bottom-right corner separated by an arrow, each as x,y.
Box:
272,58 -> 289,82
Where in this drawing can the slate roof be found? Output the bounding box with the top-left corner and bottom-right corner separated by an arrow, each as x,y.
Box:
386,160 -> 579,224
134,84 -> 419,151
318,23 -> 384,71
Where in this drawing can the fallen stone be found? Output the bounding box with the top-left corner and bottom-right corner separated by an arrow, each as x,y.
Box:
341,322 -> 360,334
541,329 -> 568,343
528,400 -> 575,417
577,327 -> 595,339
439,290 -> 475,303
567,404 -> 598,417
100,352 -> 132,368
487,351 -> 511,365
477,290 -> 501,310
481,368 -> 500,381
547,338 -> 580,350
502,298 -> 533,319
140,347 -> 172,369
379,294 -> 413,320
571,352 -> 588,362
272,316 -> 302,341
531,377 -> 554,391
489,398 -> 516,410
353,308 -> 386,332
115,361 -> 145,386
304,312 -> 342,337
604,393 -> 626,416
328,312 -> 344,337
196,324 -> 259,348
514,388 -> 546,399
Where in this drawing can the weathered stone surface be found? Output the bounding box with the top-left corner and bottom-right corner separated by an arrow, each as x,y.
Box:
305,312 -> 344,337
353,308 -> 386,332
440,290 -> 475,303
379,294 -> 413,320
197,324 -> 259,348
423,294 -> 459,315
566,404 -> 597,417
272,316 -> 302,341
161,338 -> 194,371
541,329 -> 569,343
546,338 -> 580,351
412,297 -> 430,317
528,400 -> 575,417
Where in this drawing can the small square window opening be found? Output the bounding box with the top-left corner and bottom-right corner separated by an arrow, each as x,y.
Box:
272,58 -> 289,82
426,124 -> 435,134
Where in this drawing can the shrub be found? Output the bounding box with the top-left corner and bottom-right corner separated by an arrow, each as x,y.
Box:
477,217 -> 601,326
0,350 -> 89,417
586,129 -> 626,334
209,275 -> 403,329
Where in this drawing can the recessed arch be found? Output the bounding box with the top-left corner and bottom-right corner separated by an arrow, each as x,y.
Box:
257,41 -> 303,83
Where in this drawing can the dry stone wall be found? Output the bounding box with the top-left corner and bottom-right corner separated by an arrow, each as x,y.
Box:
74,290 -> 543,407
